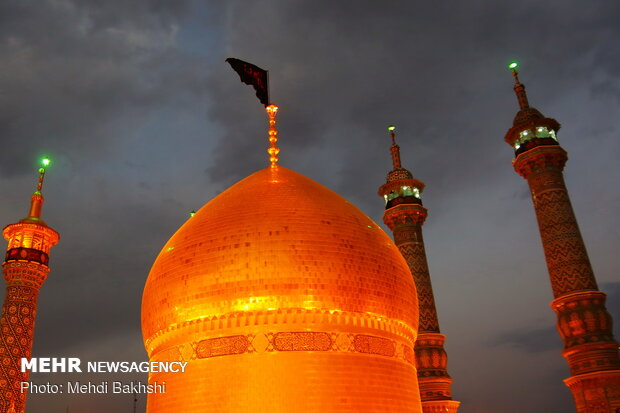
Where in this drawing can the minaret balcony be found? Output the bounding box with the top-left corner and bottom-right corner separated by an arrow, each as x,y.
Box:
513,126 -> 560,155
386,195 -> 422,209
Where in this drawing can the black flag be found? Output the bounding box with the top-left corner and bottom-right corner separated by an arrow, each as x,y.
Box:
226,58 -> 269,106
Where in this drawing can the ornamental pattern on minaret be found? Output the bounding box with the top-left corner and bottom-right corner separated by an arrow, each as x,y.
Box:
378,127 -> 460,413
504,63 -> 620,413
0,158 -> 59,413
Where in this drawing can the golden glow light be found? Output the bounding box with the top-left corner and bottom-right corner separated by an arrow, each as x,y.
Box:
142,166 -> 422,412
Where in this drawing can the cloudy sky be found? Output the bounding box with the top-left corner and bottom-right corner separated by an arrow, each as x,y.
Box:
1,1 -> 619,412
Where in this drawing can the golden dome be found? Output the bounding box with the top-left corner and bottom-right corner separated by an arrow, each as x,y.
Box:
143,166 -> 417,341
141,166 -> 421,412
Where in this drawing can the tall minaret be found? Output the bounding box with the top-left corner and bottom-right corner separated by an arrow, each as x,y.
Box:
0,158 -> 59,413
504,63 -> 620,412
378,126 -> 460,413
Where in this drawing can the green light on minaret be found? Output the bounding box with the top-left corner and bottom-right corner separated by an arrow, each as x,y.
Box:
189,210 -> 196,217
508,62 -> 518,70
41,157 -> 51,167
388,125 -> 396,132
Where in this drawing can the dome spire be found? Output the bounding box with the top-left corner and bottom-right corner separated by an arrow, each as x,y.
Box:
388,125 -> 402,169
509,62 -> 530,110
26,157 -> 51,220
266,104 -> 280,168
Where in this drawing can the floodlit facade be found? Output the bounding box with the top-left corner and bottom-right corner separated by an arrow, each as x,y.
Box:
0,162 -> 59,413
2,64 -> 617,412
142,165 -> 424,412
505,65 -> 620,412
378,127 -> 460,413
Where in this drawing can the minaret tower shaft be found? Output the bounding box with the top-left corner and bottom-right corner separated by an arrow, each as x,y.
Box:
504,64 -> 620,412
0,159 -> 59,413
378,127 -> 460,413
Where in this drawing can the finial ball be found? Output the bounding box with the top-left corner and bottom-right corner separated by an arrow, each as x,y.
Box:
266,104 -> 279,116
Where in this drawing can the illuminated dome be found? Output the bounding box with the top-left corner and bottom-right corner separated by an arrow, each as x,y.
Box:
142,165 -> 422,412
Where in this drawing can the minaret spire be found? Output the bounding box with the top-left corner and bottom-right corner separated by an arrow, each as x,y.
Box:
509,62 -> 530,110
26,157 -> 50,221
36,157 -> 49,192
503,64 -> 620,413
0,158 -> 60,413
378,127 -> 460,413
388,125 -> 402,169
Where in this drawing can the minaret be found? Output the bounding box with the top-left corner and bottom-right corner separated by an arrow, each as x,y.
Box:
504,63 -> 620,412
378,126 -> 460,413
0,158 -> 59,413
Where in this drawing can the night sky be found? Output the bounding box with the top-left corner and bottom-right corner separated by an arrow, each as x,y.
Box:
1,1 -> 619,412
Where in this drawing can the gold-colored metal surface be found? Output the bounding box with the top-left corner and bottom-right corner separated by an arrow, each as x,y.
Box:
142,166 -> 422,412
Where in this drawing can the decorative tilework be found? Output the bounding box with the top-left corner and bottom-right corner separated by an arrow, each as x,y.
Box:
154,331 -> 414,365
0,262 -> 51,413
353,334 -> 395,357
379,160 -> 457,409
196,335 -> 250,358
273,332 -> 331,352
512,144 -> 620,413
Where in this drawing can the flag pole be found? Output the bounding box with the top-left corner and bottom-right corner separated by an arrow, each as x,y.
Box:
225,58 -> 278,168
266,70 -> 270,107
266,102 -> 279,169
265,70 -> 279,169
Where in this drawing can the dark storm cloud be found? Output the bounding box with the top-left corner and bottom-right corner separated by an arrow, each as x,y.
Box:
1,1 -> 619,412
602,282 -> 620,319
203,2 -> 620,413
0,2 -> 218,411
204,0 -> 620,214
0,0 -> 202,176
489,325 -> 561,353
0,0 -> 221,358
